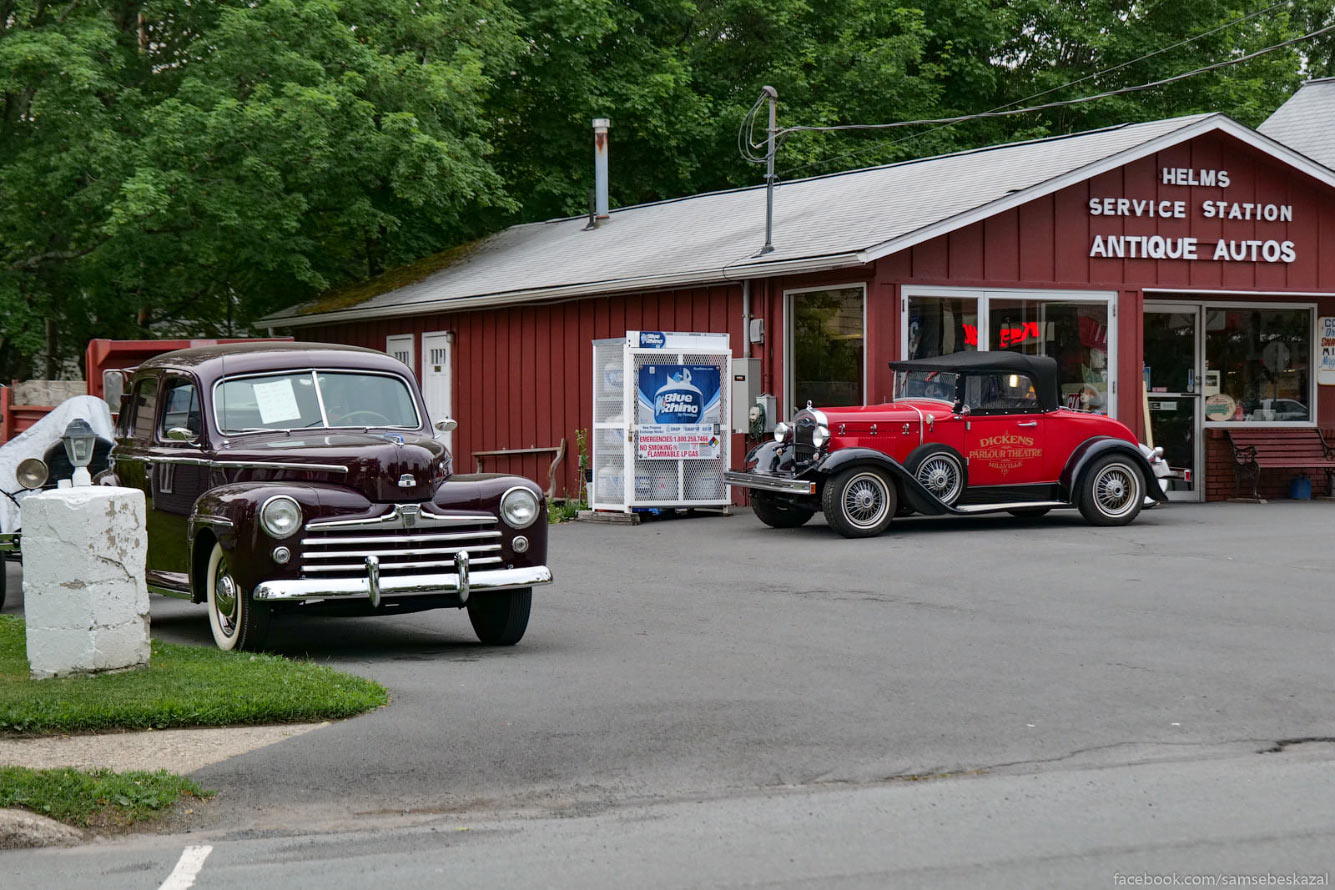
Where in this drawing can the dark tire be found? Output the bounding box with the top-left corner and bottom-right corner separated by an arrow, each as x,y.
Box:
468,587 -> 532,645
822,468 -> 896,538
206,542 -> 270,651
906,445 -> 966,506
1077,454 -> 1145,527
1007,507 -> 1051,518
751,494 -> 816,529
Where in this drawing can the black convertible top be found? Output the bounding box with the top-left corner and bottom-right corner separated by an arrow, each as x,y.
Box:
889,351 -> 1061,412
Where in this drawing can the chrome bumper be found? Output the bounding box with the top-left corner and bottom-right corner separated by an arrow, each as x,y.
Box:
253,562 -> 553,605
0,532 -> 18,553
723,471 -> 816,496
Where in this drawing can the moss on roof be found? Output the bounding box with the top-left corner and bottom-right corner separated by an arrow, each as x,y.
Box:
297,237 -> 488,316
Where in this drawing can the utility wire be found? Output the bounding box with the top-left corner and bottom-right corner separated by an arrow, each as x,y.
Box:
783,0 -> 1299,177
755,4 -> 1327,177
780,20 -> 1335,136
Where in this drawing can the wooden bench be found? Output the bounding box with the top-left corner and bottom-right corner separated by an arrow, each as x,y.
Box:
1225,428 -> 1335,501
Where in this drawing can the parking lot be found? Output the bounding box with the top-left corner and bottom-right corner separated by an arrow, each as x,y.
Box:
11,501 -> 1329,817
5,501 -> 1335,886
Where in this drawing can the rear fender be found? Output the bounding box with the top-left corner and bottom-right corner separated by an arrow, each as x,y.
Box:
1061,437 -> 1167,503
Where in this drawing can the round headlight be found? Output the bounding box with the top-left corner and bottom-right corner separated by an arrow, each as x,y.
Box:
16,458 -> 49,490
811,424 -> 830,449
500,486 -> 539,529
260,496 -> 302,539
773,422 -> 791,443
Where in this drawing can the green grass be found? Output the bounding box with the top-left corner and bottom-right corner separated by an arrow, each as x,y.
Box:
0,614 -> 388,736
0,766 -> 213,828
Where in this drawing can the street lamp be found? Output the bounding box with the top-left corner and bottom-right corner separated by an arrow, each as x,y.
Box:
61,419 -> 97,487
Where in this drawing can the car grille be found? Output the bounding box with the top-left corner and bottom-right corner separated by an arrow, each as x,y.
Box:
299,525 -> 504,578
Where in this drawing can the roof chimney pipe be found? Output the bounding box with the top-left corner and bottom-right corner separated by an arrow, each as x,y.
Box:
593,118 -> 610,220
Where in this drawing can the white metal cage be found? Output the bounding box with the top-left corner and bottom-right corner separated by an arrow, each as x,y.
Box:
590,333 -> 731,512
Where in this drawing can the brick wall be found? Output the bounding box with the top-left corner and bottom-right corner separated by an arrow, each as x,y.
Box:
1205,428 -> 1335,501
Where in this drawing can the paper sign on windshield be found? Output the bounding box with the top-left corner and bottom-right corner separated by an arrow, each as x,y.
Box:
253,378 -> 303,424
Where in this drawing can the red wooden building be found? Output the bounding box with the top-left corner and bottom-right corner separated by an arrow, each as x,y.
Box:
266,107 -> 1335,503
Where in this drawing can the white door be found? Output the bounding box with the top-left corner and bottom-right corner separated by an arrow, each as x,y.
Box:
422,331 -> 452,448
385,334 -> 414,370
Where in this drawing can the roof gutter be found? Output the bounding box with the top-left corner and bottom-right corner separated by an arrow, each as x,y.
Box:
266,252 -> 869,328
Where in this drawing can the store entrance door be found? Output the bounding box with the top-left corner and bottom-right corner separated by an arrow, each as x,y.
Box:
1143,305 -> 1202,501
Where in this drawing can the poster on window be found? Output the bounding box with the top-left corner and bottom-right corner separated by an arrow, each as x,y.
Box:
635,364 -> 721,459
1320,317 -> 1335,386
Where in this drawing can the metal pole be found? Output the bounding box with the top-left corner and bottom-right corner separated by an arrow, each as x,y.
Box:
761,86 -> 777,255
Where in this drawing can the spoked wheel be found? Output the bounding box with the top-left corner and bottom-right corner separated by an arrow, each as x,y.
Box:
467,587 -> 532,645
822,468 -> 897,538
751,493 -> 817,529
908,446 -> 966,506
206,542 -> 270,651
1077,455 -> 1144,527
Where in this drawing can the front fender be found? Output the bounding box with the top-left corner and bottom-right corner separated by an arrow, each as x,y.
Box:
815,448 -> 952,515
189,483 -> 361,602
1060,437 -> 1167,503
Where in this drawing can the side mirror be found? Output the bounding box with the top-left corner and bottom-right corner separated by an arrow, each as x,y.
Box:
434,418 -> 458,433
954,402 -> 970,417
165,427 -> 200,444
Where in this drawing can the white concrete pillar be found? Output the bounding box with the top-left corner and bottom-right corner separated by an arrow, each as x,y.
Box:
20,486 -> 149,679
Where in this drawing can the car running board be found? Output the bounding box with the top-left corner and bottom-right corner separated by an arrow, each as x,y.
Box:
950,500 -> 1068,515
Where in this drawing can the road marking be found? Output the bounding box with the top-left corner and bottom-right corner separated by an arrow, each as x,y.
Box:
159,845 -> 213,890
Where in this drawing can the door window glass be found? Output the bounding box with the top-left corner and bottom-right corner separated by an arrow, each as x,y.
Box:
989,299 -> 1111,414
962,373 -> 1041,415
129,377 -> 159,439
907,296 -> 978,359
159,379 -> 202,440
791,287 -> 863,410
1203,308 -> 1311,423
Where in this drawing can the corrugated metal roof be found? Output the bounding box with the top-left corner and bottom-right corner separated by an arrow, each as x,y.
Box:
1258,78 -> 1335,170
269,112 -> 1325,326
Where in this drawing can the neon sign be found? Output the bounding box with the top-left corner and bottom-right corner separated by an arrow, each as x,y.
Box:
997,322 -> 1040,348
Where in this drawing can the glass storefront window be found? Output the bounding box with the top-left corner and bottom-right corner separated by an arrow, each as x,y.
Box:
989,299 -> 1111,414
907,296 -> 978,359
791,287 -> 864,410
1203,308 -> 1311,423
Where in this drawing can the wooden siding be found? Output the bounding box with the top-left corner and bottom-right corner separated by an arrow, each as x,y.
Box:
303,285 -> 750,500
879,130 -> 1335,448
298,130 -> 1335,504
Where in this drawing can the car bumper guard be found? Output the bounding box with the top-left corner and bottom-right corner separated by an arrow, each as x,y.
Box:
723,471 -> 816,496
253,552 -> 552,606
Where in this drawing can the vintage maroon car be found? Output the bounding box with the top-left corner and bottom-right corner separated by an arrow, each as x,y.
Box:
81,342 -> 551,650
725,352 -> 1169,538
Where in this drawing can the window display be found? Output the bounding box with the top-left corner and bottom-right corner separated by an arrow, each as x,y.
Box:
989,299 -> 1111,414
1203,308 -> 1312,423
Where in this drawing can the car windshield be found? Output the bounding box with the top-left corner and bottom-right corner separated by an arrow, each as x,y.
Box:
893,370 -> 959,403
214,371 -> 419,434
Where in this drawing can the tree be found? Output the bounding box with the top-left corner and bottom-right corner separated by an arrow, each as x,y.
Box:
0,0 -> 520,379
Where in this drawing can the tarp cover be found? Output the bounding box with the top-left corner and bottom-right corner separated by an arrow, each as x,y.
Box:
0,396 -> 115,532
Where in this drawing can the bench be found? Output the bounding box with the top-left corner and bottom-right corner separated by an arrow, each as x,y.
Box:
1225,428 -> 1335,501
473,438 -> 567,500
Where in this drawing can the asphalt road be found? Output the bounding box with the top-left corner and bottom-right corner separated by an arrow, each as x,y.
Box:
4,502 -> 1335,886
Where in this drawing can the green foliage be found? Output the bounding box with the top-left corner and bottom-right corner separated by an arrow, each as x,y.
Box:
0,615 -> 387,735
0,765 -> 212,828
2,1 -> 1333,377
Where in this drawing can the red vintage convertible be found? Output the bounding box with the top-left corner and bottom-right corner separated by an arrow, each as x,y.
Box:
725,351 -> 1169,538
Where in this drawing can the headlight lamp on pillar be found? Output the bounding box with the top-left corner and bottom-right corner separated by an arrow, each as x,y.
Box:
61,419 -> 97,487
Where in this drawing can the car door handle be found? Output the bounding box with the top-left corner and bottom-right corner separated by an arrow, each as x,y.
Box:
1015,421 -> 1038,427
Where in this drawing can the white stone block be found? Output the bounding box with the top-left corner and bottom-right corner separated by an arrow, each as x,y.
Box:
21,487 -> 149,679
